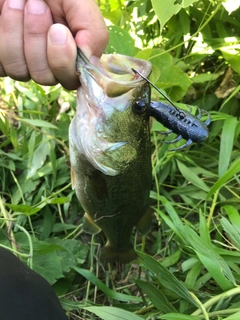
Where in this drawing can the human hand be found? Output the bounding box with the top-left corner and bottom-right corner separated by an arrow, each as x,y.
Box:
0,0 -> 109,89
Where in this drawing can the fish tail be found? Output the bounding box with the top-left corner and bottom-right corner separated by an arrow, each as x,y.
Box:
100,243 -> 137,264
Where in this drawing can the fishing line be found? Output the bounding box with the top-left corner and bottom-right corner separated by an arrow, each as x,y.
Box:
131,67 -> 185,116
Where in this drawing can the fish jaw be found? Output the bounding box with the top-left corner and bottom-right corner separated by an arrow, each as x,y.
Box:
70,50 -> 152,176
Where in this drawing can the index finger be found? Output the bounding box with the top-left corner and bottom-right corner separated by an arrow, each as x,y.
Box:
45,0 -> 109,59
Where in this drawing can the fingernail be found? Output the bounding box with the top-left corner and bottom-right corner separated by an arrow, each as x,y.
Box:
49,24 -> 67,45
8,0 -> 25,10
26,0 -> 47,14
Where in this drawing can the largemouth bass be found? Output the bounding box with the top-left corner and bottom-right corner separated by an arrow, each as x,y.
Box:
69,49 -> 152,263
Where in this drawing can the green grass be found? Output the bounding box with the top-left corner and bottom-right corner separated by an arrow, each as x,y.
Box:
1,1 -> 240,319
0,74 -> 239,320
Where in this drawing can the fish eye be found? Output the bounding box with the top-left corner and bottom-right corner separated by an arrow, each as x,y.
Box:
133,99 -> 147,115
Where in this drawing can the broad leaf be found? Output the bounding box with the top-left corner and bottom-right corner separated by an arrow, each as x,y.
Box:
83,307 -> 143,320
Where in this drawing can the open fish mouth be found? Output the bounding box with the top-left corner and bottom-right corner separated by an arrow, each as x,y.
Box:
76,48 -> 152,97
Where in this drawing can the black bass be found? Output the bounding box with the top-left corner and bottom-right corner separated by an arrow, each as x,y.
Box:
69,49 -> 152,263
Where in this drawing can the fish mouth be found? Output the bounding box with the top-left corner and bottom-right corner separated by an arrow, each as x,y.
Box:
76,48 -> 152,98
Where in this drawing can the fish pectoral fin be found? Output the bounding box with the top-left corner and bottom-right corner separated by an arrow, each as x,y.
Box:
83,213 -> 101,234
136,207 -> 152,235
71,167 -> 76,190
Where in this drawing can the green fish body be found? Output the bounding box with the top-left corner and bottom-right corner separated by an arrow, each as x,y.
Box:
69,50 -> 152,263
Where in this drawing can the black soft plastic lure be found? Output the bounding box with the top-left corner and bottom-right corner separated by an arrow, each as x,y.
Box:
150,101 -> 210,150
132,68 -> 211,151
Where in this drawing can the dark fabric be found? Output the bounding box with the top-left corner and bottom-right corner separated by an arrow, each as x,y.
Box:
0,247 -> 68,320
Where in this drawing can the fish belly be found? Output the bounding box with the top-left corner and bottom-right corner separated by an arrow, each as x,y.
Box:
70,142 -> 152,264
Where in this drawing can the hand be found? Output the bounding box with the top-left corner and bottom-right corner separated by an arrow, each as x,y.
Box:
0,0 -> 109,89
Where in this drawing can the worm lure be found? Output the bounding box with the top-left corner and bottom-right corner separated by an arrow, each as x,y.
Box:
132,68 -> 211,151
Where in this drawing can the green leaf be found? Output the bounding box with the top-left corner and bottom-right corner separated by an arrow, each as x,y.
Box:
28,130 -> 36,167
135,280 -> 177,313
49,197 -> 70,204
151,0 -> 197,32
73,267 -> 142,302
223,205 -> 240,228
27,134 -> 56,178
21,118 -> 58,129
184,261 -> 202,288
135,48 -> 153,61
157,197 -> 236,290
220,84 -> 240,110
192,73 -> 220,83
15,82 -> 39,101
0,150 -> 22,161
159,314 -> 200,320
9,124 -> 18,152
11,177 -> 40,205
32,242 -> 65,254
33,251 -> 63,285
47,239 -> 87,273
220,217 -> 240,250
207,157 -> 240,199
177,161 -> 209,193
150,64 -> 161,85
156,196 -> 185,239
60,299 -> 84,312
137,48 -> 191,100
106,26 -> 135,55
183,226 -> 236,290
136,251 -> 197,306
5,204 -> 41,215
219,117 -> 237,176
83,306 -> 143,320
224,311 -> 240,320
221,48 -> 240,74
52,223 -> 76,232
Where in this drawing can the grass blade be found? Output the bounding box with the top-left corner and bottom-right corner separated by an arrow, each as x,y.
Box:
73,267 -> 141,302
83,306 -> 143,320
136,251 -> 197,307
219,117 -> 237,177
159,314 -> 200,320
220,217 -> 240,250
223,205 -> 240,227
207,157 -> 240,199
184,226 -> 236,290
177,161 -> 210,193
21,118 -> 58,129
135,280 -> 177,313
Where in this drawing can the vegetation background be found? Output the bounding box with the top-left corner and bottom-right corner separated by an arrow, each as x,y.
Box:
0,0 -> 240,319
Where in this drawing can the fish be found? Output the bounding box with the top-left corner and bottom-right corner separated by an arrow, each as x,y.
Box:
69,49 -> 153,263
